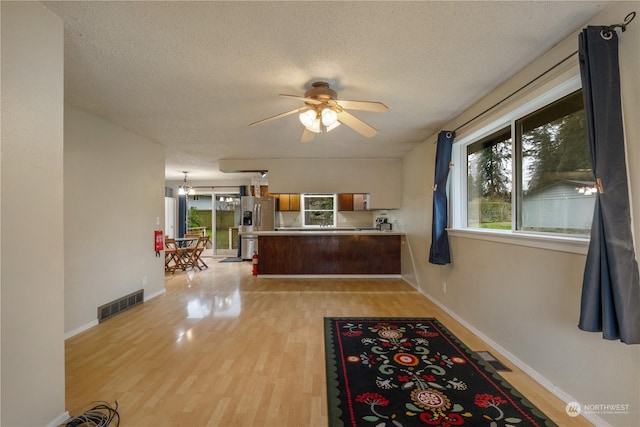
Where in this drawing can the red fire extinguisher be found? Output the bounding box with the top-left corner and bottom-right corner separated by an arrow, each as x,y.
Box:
252,251 -> 259,276
154,230 -> 164,257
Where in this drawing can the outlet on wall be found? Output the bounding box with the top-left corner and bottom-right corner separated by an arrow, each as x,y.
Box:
142,276 -> 148,286
442,281 -> 447,293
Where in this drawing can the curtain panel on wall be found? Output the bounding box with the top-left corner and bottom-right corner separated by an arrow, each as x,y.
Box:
178,195 -> 187,238
577,26 -> 640,344
429,131 -> 455,265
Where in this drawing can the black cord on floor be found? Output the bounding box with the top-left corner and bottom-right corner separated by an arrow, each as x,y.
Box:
59,401 -> 120,427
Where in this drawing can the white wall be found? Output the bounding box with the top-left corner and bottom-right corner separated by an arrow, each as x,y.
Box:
400,3 -> 640,426
1,2 -> 66,425
64,105 -> 166,335
219,158 -> 402,209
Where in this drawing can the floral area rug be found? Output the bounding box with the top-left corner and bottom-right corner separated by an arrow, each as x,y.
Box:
324,318 -> 557,427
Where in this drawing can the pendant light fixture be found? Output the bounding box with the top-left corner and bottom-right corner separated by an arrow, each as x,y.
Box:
178,171 -> 195,196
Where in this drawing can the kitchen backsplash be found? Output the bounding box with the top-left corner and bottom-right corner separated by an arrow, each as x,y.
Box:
276,210 -> 374,228
276,210 -> 402,230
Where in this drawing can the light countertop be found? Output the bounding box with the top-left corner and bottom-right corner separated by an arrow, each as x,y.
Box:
239,228 -> 404,236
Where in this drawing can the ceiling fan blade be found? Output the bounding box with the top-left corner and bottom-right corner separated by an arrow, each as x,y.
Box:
337,99 -> 389,112
337,111 -> 378,137
279,94 -> 322,105
300,127 -> 315,143
280,95 -> 387,112
249,106 -> 310,127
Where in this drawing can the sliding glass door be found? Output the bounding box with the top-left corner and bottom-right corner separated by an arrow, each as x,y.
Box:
214,193 -> 241,256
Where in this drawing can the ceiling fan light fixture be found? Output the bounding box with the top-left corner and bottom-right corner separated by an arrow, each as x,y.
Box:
321,108 -> 338,127
299,109 -> 317,127
307,117 -> 321,133
252,81 -> 387,141
325,121 -> 341,132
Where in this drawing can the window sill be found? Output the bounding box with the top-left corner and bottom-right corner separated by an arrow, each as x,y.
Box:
447,228 -> 589,255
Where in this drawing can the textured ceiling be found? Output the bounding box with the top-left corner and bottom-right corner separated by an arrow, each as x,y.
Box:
43,1 -> 610,182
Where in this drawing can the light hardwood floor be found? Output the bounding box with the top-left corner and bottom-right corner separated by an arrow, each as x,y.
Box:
65,259 -> 592,426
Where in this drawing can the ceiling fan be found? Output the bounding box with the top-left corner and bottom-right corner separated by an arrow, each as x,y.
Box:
249,81 -> 388,143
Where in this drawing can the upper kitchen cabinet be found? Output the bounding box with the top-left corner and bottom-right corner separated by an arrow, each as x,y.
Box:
353,194 -> 368,210
251,185 -> 272,197
261,186 -> 273,197
277,193 -> 300,211
338,194 -> 353,211
338,193 -> 369,211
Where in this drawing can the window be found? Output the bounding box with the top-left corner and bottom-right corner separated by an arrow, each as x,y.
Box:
461,88 -> 593,236
301,194 -> 336,227
516,90 -> 591,234
467,128 -> 512,230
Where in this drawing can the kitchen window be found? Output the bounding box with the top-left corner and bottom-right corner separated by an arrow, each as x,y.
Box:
301,194 -> 336,227
452,79 -> 593,248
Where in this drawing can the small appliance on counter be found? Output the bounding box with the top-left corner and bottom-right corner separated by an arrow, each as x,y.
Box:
375,216 -> 392,231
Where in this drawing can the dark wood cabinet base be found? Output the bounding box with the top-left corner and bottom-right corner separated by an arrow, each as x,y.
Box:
258,234 -> 401,275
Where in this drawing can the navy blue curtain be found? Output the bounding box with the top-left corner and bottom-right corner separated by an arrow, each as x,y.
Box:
578,26 -> 640,344
429,131 -> 455,265
178,195 -> 187,238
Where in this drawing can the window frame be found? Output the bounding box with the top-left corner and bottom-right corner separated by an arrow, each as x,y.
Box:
449,75 -> 590,255
301,193 -> 337,228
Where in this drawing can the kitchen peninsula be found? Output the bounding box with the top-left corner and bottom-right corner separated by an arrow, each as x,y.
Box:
242,229 -> 403,276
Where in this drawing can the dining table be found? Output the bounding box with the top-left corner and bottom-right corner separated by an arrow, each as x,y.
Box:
174,236 -> 198,248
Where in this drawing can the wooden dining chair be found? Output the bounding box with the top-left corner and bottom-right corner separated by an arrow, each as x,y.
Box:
195,236 -> 210,269
184,236 -> 209,270
164,237 -> 181,273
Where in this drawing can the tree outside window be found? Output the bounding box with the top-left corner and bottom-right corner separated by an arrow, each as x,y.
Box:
467,128 -> 512,229
187,206 -> 203,229
302,194 -> 336,227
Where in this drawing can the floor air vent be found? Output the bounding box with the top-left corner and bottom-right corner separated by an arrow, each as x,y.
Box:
476,350 -> 511,372
98,289 -> 144,323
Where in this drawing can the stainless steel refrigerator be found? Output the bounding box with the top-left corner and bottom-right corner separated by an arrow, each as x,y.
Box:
240,196 -> 275,259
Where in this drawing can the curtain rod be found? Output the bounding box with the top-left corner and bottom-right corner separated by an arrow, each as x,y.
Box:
450,50 -> 577,135
441,11 -> 636,140
601,11 -> 636,39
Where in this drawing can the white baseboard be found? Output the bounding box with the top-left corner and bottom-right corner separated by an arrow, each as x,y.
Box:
259,274 -> 403,279
64,320 -> 98,340
64,286 -> 166,340
402,278 -> 609,427
47,411 -> 70,427
145,287 -> 166,301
